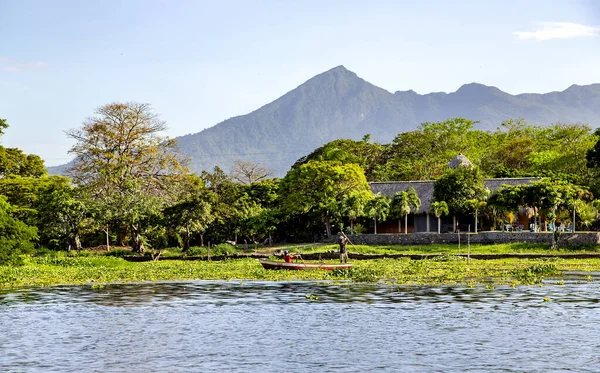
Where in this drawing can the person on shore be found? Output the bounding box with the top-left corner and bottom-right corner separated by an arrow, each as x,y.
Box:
283,250 -> 294,263
338,235 -> 349,263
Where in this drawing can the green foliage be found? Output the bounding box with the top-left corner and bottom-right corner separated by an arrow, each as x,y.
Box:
292,138 -> 388,180
433,166 -> 486,217
103,248 -> 133,258
365,194 -> 390,222
66,102 -> 189,253
280,160 -> 371,237
512,263 -> 558,285
0,197 -> 37,266
0,118 -> 8,135
0,121 -> 46,177
186,244 -> 238,256
381,118 -> 483,180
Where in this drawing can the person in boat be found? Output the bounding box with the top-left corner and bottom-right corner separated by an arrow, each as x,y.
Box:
283,250 -> 294,263
338,235 -> 349,263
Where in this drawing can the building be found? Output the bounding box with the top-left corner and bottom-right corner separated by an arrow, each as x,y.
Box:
368,154 -> 539,233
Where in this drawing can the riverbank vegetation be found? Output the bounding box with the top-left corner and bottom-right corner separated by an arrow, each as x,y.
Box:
2,251 -> 599,289
3,108 -> 600,269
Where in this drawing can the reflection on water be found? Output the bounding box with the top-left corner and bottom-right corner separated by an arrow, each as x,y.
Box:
2,280 -> 600,372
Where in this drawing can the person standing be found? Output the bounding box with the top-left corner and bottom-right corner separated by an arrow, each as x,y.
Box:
338,235 -> 349,263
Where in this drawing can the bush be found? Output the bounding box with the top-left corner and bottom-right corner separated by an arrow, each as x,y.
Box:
351,224 -> 365,235
184,244 -> 239,257
104,248 -> 134,258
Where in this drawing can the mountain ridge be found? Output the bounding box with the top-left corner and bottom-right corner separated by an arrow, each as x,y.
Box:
49,66 -> 600,177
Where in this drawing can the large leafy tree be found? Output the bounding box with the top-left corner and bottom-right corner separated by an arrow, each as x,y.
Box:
0,119 -> 46,178
36,177 -> 89,251
279,161 -> 371,238
380,118 -> 486,181
201,166 -> 247,243
433,166 -> 486,225
292,137 -> 387,181
0,196 -> 37,266
66,102 -> 188,253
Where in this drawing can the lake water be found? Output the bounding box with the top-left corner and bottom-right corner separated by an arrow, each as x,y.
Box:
1,279 -> 600,372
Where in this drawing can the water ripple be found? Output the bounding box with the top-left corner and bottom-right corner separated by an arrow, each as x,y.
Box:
1,281 -> 600,372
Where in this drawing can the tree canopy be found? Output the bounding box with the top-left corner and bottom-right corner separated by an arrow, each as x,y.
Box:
66,102 -> 188,252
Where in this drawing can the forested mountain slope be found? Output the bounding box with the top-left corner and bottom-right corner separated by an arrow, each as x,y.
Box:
51,66 -> 600,176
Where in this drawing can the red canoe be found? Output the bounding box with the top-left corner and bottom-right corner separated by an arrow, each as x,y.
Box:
259,259 -> 352,271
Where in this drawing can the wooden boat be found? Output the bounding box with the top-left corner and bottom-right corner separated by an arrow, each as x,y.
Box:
259,259 -> 352,271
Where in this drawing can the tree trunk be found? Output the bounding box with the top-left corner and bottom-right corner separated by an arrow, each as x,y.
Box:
398,219 -> 401,233
404,215 -> 408,234
200,233 -> 204,247
324,217 -> 332,238
117,230 -> 127,246
374,218 -> 377,234
350,220 -> 354,235
475,210 -> 478,233
183,225 -> 191,251
438,217 -> 441,234
68,233 -> 82,252
104,226 -> 110,251
131,224 -> 145,254
573,201 -> 576,232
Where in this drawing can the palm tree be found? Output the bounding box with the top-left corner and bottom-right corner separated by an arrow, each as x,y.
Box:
431,201 -> 449,234
341,190 -> 372,234
365,194 -> 390,235
391,188 -> 421,234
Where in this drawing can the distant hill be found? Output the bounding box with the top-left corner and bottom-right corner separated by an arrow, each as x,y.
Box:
49,66 -> 600,177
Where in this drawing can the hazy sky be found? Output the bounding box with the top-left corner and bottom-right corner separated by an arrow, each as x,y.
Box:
1,0 -> 599,166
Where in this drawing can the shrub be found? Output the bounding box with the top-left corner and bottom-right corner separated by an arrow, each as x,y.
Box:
104,248 -> 134,258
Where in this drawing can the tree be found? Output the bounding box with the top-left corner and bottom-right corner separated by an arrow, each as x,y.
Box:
433,166 -> 486,226
164,193 -> 214,251
230,160 -> 274,184
383,118 -> 484,180
279,161 -> 371,238
390,188 -> 421,234
0,196 -> 37,265
0,119 -> 46,177
431,201 -> 449,234
0,118 -> 8,136
292,138 -> 387,181
0,148 -> 47,177
340,190 -> 373,234
36,179 -> 89,251
466,199 -> 487,233
365,194 -> 390,234
66,102 -> 188,253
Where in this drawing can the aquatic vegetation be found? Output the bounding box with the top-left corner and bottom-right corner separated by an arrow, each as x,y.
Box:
2,249 -> 600,289
511,263 -> 558,285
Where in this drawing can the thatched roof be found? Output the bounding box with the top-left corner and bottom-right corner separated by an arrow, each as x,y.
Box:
370,177 -> 540,214
448,153 -> 473,169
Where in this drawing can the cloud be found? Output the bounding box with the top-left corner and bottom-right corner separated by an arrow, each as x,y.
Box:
514,22 -> 600,41
0,57 -> 49,72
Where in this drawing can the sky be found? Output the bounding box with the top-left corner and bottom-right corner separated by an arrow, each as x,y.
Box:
1,0 -> 599,166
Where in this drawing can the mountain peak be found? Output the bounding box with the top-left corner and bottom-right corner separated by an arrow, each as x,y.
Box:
456,82 -> 494,92
328,65 -> 350,73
